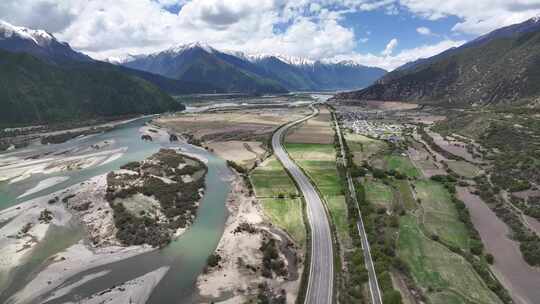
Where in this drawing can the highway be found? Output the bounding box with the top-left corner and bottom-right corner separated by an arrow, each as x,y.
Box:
272,105 -> 334,304
332,111 -> 383,304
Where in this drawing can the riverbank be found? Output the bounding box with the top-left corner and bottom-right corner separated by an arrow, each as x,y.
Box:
10,243 -> 154,304
0,144 -> 128,185
46,266 -> 170,304
1,147 -> 211,303
196,173 -> 302,303
0,115 -> 148,152
0,172 -> 155,302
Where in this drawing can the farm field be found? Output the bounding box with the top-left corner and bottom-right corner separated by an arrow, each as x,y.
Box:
261,198 -> 306,245
445,160 -> 480,178
371,154 -> 420,178
251,156 -> 298,198
157,107 -> 309,142
406,140 -> 445,178
364,179 -> 394,209
340,114 -> 499,303
157,107 -> 310,170
393,179 -> 417,210
249,156 -> 305,246
414,180 -> 470,249
385,155 -> 420,178
343,132 -> 386,164
285,107 -> 334,144
398,215 -> 502,304
284,143 -> 349,244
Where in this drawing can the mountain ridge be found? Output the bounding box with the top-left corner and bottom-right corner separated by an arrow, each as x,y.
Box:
0,20 -> 188,126
117,42 -> 386,92
0,20 -> 92,63
333,16 -> 540,106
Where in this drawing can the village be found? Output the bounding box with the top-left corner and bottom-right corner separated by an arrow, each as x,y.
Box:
337,110 -> 413,143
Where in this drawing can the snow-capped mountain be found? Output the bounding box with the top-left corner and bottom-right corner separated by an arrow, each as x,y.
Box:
121,42 -> 287,94
233,52 -> 386,90
0,20 -> 54,46
0,20 -> 91,63
118,43 -> 387,92
244,53 -> 316,66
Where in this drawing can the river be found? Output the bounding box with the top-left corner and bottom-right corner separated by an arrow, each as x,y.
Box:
0,117 -> 232,303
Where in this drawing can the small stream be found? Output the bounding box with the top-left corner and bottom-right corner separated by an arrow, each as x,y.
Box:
0,117 -> 232,303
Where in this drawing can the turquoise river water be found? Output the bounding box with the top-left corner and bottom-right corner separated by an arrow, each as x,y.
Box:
0,117 -> 232,303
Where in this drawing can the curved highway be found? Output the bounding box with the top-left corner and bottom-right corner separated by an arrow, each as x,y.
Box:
272,105 -> 334,304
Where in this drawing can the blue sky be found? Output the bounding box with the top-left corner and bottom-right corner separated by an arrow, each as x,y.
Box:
342,10 -> 471,54
1,0 -> 539,70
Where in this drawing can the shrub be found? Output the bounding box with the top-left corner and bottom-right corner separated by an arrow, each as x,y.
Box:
485,253 -> 494,264
207,253 -> 221,267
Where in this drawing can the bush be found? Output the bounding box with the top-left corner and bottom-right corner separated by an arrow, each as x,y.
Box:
207,253 -> 221,267
383,290 -> 403,304
373,168 -> 387,179
38,209 -> 53,224
485,253 -> 494,264
260,238 -> 287,278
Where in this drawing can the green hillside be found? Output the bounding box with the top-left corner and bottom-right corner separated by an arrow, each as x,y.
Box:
0,50 -> 184,126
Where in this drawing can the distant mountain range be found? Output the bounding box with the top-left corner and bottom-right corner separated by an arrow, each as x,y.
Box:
0,19 -> 389,126
116,42 -> 386,93
333,16 -> 540,106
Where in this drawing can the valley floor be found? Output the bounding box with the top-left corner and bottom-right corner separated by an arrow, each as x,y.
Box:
333,99 -> 540,304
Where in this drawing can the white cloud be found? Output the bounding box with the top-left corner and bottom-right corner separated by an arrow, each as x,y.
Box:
381,38 -> 398,56
0,0 -> 362,60
0,0 -> 537,70
416,26 -> 432,35
398,0 -> 540,34
0,0 -> 76,33
334,39 -> 465,71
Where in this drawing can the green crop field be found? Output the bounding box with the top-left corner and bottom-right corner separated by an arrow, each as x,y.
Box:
284,143 -> 336,161
393,179 -> 417,210
325,195 -> 349,243
250,156 -> 305,247
285,142 -> 350,245
364,179 -> 394,209
414,180 -> 470,249
385,155 -> 420,178
398,215 -> 502,304
251,156 -> 298,198
261,198 -> 306,245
